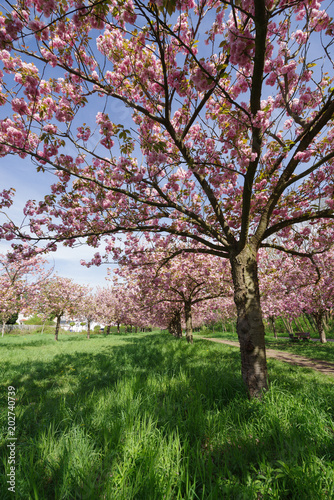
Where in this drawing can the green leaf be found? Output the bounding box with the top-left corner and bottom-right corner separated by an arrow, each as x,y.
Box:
165,0 -> 177,15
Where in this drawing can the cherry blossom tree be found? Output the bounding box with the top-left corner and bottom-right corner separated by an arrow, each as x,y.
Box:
167,307 -> 183,337
36,275 -> 89,340
300,252 -> 334,343
258,249 -> 290,338
260,247 -> 334,343
1,1 -> 334,395
0,276 -> 20,336
114,273 -> 182,334
77,292 -> 96,338
0,252 -> 50,336
94,285 -> 143,333
113,237 -> 233,343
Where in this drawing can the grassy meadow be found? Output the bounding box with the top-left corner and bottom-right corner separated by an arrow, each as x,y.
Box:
1,330 -> 334,499
197,329 -> 334,362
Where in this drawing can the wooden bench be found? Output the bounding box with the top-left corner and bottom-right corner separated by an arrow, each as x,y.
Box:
295,331 -> 310,341
289,332 -> 310,342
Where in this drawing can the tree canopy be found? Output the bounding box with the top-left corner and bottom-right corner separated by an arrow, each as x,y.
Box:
1,0 -> 334,396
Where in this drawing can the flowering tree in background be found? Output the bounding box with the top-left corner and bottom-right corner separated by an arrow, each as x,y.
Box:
200,295 -> 237,332
113,237 -> 233,343
0,252 -> 50,336
0,276 -> 21,336
297,251 -> 334,343
36,275 -> 89,340
77,292 -> 97,338
260,247 -> 334,343
258,249 -> 291,338
1,1 -> 334,395
157,297 -> 231,337
94,285 -> 142,333
166,306 -> 183,338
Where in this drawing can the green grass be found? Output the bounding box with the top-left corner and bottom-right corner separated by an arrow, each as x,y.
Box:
195,329 -> 239,342
265,338 -> 334,363
195,329 -> 334,363
1,331 -> 334,499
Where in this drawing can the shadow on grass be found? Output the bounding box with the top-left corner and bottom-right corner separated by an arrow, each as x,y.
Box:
2,334 -> 244,405
1,333 -> 334,499
265,338 -> 334,363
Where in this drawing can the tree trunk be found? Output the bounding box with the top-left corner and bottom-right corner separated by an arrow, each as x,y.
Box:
168,319 -> 173,336
313,312 -> 327,343
117,322 -> 120,334
1,321 -> 5,337
304,313 -> 317,334
55,315 -> 61,341
295,317 -> 304,332
281,316 -> 293,334
175,310 -> 182,338
269,316 -> 277,339
230,246 -> 268,399
168,310 -> 182,338
300,314 -> 312,333
323,310 -> 330,331
87,319 -> 91,339
184,301 -> 193,344
106,325 -> 111,335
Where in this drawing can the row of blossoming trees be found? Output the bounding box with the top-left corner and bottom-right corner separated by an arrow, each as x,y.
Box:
109,236 -> 334,344
0,250 -> 157,339
2,239 -> 334,344
0,252 -> 88,339
1,0 -> 334,396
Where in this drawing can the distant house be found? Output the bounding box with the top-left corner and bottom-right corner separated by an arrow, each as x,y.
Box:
17,313 -> 33,325
61,318 -> 102,332
18,313 -> 102,332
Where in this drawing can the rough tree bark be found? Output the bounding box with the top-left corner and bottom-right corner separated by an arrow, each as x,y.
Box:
313,312 -> 327,343
269,316 -> 277,339
55,315 -> 61,341
184,301 -> 193,344
230,246 -> 268,398
168,309 -> 183,338
87,319 -> 91,339
167,318 -> 174,336
175,310 -> 182,338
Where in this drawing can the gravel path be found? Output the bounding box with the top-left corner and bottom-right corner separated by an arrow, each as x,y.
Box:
202,338 -> 334,378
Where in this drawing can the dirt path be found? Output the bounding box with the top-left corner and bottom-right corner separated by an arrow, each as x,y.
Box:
202,338 -> 334,378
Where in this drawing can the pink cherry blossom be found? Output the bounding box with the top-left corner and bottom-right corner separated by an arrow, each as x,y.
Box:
1,0 -> 334,397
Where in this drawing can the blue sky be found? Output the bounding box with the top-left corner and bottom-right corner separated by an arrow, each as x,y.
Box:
1,1 -> 332,287
0,154 -> 115,289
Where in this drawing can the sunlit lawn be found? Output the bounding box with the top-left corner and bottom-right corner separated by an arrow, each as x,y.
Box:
196,330 -> 334,363
1,331 -> 334,499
